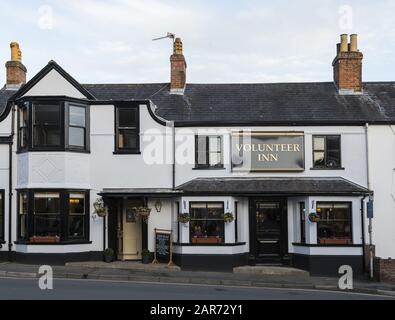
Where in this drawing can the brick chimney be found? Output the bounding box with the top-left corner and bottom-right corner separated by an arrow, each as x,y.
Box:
5,42 -> 27,89
170,37 -> 187,94
332,34 -> 363,94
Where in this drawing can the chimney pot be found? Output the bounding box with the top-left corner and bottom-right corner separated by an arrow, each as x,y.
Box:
350,34 -> 358,52
5,41 -> 27,89
340,34 -> 348,52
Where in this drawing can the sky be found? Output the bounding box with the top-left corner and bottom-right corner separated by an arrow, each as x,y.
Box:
0,0 -> 394,84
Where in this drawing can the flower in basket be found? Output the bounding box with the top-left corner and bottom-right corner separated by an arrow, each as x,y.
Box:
178,213 -> 190,224
224,212 -> 234,223
133,207 -> 152,217
308,213 -> 321,223
93,198 -> 108,217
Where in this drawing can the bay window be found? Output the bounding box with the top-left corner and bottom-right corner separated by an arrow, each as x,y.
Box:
317,202 -> 352,244
17,100 -> 89,152
190,202 -> 224,244
17,190 -> 90,243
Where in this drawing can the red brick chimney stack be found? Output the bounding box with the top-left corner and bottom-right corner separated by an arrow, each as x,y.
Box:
6,42 -> 27,89
170,37 -> 187,94
332,34 -> 363,94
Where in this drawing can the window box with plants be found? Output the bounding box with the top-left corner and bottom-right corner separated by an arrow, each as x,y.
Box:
191,237 -> 223,244
319,238 -> 352,245
29,236 -> 60,244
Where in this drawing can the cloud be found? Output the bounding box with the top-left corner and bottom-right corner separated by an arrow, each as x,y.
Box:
0,0 -> 394,84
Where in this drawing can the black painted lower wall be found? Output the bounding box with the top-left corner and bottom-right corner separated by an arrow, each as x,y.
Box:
0,251 -> 103,265
173,253 -> 249,272
291,253 -> 364,277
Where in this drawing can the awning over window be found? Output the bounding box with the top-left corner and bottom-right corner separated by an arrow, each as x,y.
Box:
99,178 -> 370,198
176,177 -> 370,196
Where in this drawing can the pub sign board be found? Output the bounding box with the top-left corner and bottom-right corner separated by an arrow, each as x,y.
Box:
231,132 -> 305,172
153,229 -> 172,264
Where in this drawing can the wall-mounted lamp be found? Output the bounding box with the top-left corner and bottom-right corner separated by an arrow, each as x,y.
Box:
155,199 -> 162,212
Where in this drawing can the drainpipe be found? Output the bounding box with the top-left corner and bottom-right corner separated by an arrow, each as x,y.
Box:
171,121 -> 175,189
360,195 -> 367,273
365,123 -> 374,279
8,103 -> 15,260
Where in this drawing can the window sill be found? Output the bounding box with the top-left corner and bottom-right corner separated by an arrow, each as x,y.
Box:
16,149 -> 90,154
292,242 -> 361,247
113,151 -> 141,155
192,166 -> 225,170
14,240 -> 92,245
310,167 -> 345,170
173,242 -> 246,247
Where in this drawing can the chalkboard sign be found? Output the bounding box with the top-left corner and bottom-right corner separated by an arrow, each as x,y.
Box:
152,229 -> 173,265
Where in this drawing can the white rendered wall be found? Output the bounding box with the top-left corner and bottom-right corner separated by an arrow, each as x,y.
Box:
368,125 -> 395,259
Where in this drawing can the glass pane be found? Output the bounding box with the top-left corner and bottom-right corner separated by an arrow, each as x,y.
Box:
19,215 -> 28,239
69,127 -> 85,147
19,108 -> 28,127
0,216 -> 3,240
118,108 -> 138,127
196,136 -> 207,166
207,203 -> 224,219
118,129 -> 138,150
313,151 -> 325,167
209,152 -> 221,166
69,106 -> 85,127
34,193 -> 60,215
33,215 -> 60,237
209,136 -> 221,153
34,126 -> 61,146
327,150 -> 340,167
20,127 -> 28,148
190,204 -> 206,219
34,104 -> 60,126
19,193 -> 28,215
69,215 -> 85,238
190,220 -> 224,240
313,137 -> 325,150
69,193 -> 85,215
326,136 -> 340,151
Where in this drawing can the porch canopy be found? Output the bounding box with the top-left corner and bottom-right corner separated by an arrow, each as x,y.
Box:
99,177 -> 370,197
175,177 -> 370,196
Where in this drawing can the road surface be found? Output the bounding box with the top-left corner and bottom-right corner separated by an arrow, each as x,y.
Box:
0,277 -> 392,300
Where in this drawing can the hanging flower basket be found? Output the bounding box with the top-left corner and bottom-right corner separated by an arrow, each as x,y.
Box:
133,207 -> 151,222
224,212 -> 234,223
178,213 -> 190,224
93,198 -> 108,217
308,213 -> 321,223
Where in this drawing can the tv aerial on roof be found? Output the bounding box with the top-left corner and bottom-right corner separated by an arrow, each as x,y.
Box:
152,32 -> 175,42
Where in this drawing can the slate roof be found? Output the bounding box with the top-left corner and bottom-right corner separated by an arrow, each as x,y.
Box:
2,79 -> 395,125
176,177 -> 369,195
0,86 -> 14,116
83,82 -> 395,125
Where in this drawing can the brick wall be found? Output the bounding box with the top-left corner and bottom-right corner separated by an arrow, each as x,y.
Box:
332,51 -> 363,92
374,257 -> 395,283
170,54 -> 186,90
6,60 -> 27,86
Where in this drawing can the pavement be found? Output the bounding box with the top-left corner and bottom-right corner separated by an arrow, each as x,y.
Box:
0,261 -> 394,297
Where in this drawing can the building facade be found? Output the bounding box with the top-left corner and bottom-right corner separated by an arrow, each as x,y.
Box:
0,35 -> 394,278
